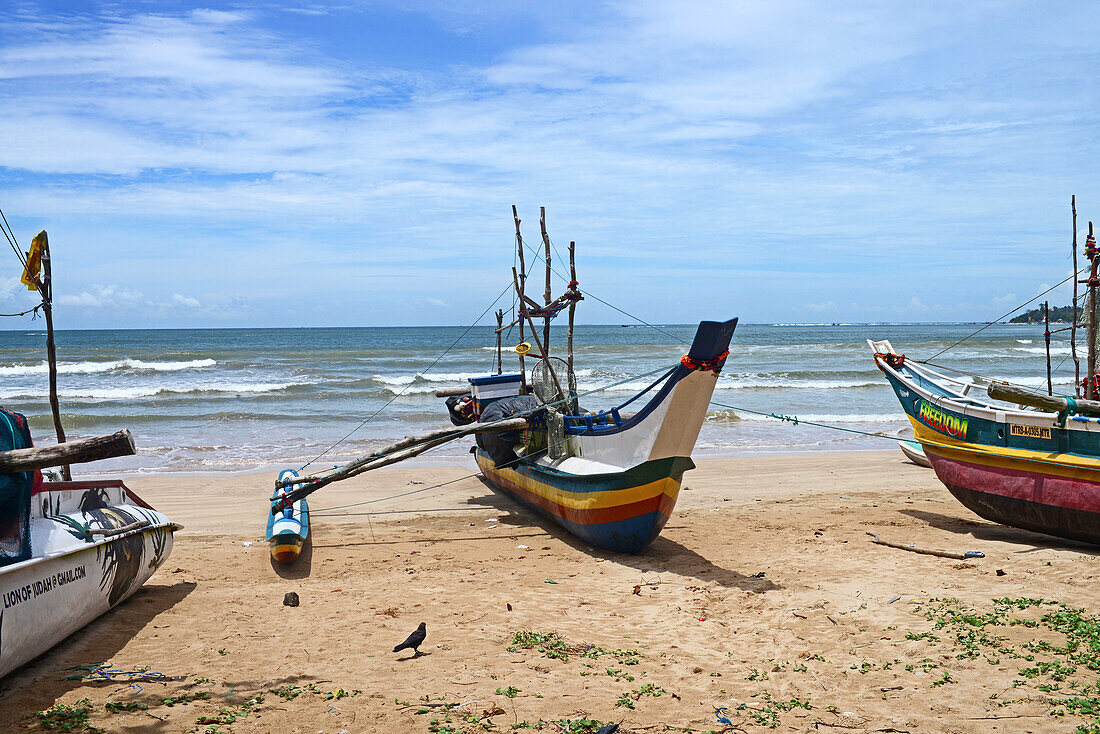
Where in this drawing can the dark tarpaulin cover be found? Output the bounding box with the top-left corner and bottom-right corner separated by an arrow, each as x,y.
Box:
0,408 -> 34,567
476,395 -> 540,465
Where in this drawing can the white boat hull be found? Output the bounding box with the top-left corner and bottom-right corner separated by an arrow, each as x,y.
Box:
0,481 -> 178,678
898,440 -> 933,468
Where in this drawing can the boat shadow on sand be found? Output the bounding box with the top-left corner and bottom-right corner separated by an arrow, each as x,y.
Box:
269,536 -> 313,579
468,483 -> 781,593
900,509 -> 1100,556
0,581 -> 195,718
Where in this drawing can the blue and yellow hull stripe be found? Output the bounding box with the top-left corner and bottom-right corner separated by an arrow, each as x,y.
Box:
476,449 -> 694,553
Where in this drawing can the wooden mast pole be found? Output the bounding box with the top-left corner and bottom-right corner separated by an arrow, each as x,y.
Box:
511,268 -> 566,402
495,309 -> 503,374
39,233 -> 70,480
1090,221 -> 1099,400
512,206 -> 527,394
1071,196 -> 1081,396
540,207 -> 552,360
567,240 -> 577,375
1044,301 -> 1053,396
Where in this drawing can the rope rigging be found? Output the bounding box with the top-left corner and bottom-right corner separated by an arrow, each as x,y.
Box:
525,231 -> 687,344
926,270 -> 1080,360
297,279 -> 517,471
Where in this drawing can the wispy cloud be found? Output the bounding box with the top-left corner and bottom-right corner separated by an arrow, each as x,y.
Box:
0,1 -> 1096,327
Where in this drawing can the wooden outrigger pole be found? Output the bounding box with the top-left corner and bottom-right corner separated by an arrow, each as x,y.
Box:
273,417 -> 528,507
0,430 -> 135,473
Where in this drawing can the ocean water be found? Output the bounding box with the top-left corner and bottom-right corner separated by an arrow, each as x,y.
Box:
0,322 -> 1075,475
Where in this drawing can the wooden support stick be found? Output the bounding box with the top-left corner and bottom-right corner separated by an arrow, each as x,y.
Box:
512,269 -> 566,403
0,430 -> 135,473
988,382 -> 1100,416
540,206 -> 552,360
1072,196 -> 1080,396
512,206 -> 527,393
568,240 -> 576,376
38,233 -> 70,480
867,533 -> 983,560
1044,301 -> 1053,395
495,309 -> 503,374
434,386 -> 471,398
1088,220 -> 1098,399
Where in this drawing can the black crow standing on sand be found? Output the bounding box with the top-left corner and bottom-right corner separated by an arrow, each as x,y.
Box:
393,622 -> 427,656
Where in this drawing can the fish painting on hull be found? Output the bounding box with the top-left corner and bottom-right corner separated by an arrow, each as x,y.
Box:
0,478 -> 180,679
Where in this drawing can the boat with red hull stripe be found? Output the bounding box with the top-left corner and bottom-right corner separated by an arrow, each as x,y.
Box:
871,339 -> 1100,546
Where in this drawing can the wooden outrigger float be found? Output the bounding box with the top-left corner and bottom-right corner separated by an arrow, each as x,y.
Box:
872,202 -> 1100,546
275,207 -> 736,554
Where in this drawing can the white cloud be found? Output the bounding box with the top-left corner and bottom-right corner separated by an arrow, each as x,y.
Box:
57,284 -> 148,309
172,293 -> 201,308
804,301 -> 836,312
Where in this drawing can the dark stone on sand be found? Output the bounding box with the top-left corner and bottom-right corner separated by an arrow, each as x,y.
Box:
284,592 -> 300,606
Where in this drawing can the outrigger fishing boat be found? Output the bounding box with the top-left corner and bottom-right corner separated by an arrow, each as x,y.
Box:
274,207 -> 735,554
871,213 -> 1100,546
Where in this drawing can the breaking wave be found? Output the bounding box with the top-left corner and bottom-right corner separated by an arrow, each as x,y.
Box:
0,381 -> 300,402
0,359 -> 216,376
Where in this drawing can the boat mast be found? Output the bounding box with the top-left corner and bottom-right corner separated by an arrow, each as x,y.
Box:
510,209 -> 566,402
567,240 -> 577,375
1044,301 -> 1052,396
27,232 -> 71,480
1083,221 -> 1098,399
512,206 -> 528,394
540,207 -> 552,361
1071,196 -> 1080,396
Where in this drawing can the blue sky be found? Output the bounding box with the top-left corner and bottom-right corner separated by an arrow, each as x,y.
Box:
0,1 -> 1097,328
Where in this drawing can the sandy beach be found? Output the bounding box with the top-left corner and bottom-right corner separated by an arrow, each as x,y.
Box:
2,450 -> 1098,733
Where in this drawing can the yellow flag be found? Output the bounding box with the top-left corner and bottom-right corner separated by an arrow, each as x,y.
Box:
20,231 -> 44,291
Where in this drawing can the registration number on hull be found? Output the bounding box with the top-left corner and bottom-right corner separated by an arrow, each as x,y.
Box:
1010,424 -> 1051,439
